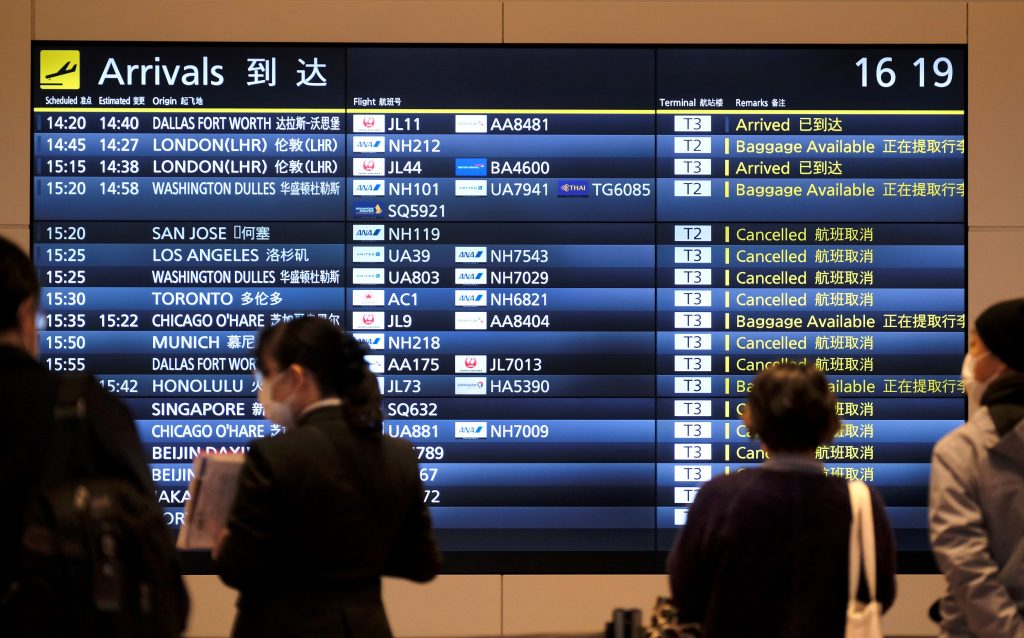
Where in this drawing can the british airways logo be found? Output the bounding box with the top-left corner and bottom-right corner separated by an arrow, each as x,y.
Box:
454,158 -> 487,176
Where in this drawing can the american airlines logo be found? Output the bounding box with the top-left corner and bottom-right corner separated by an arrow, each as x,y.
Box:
353,157 -> 385,177
352,289 -> 385,306
352,311 -> 385,330
355,333 -> 385,350
353,114 -> 385,133
454,268 -> 487,286
352,225 -> 384,241
454,114 -> 487,133
352,180 -> 385,196
364,355 -> 386,374
454,312 -> 487,330
455,355 -> 488,374
352,136 -> 385,153
455,291 -> 487,307
454,377 -> 487,395
455,247 -> 487,263
454,421 -> 488,439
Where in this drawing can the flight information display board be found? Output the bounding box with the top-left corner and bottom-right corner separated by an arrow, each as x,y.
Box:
31,44 -> 965,573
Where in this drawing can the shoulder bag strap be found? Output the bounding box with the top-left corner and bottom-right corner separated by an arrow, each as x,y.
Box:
847,480 -> 878,604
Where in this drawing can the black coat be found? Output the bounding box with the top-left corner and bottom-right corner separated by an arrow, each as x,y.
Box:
215,405 -> 442,638
0,345 -> 157,595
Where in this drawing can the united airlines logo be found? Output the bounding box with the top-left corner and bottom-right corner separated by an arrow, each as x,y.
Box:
557,180 -> 590,197
352,136 -> 385,153
454,268 -> 487,285
352,246 -> 385,263
455,355 -> 488,374
353,114 -> 385,133
351,268 -> 385,285
454,180 -> 487,197
454,421 -> 488,439
454,158 -> 487,177
455,247 -> 487,264
352,225 -> 384,241
353,157 -> 385,177
352,180 -> 385,196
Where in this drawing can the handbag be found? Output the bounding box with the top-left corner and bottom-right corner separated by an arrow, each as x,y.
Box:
845,480 -> 884,638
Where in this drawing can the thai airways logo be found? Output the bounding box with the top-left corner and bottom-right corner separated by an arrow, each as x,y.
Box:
353,203 -> 384,218
353,114 -> 385,133
364,355 -> 386,374
455,355 -> 488,374
455,247 -> 487,264
352,289 -> 384,306
454,421 -> 488,439
454,268 -> 487,286
352,246 -> 385,263
455,291 -> 487,307
352,136 -> 385,153
40,50 -> 80,90
557,180 -> 590,197
353,158 -> 385,177
455,158 -> 487,177
351,268 -> 385,285
352,311 -> 385,330
355,333 -> 384,350
352,225 -> 384,241
454,114 -> 487,133
352,180 -> 385,196
454,312 -> 487,330
454,180 -> 487,197
454,377 -> 487,395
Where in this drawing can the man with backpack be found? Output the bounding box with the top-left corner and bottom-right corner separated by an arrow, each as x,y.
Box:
0,236 -> 188,636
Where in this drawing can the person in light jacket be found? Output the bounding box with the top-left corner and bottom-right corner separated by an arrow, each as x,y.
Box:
930,299 -> 1024,638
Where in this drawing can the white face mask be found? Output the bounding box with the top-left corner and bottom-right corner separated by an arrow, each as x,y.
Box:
962,352 -> 1004,418
258,371 -> 296,429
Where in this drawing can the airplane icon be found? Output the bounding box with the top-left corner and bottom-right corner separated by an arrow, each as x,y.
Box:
45,60 -> 78,80
39,50 -> 80,89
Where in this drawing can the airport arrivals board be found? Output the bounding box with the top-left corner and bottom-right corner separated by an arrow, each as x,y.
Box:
32,44 -> 965,572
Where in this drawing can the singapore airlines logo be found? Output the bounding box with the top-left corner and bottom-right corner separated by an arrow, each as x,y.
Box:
40,50 -> 80,90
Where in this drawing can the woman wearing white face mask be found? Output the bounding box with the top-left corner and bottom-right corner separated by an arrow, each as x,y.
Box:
214,317 -> 442,638
930,299 -> 1024,638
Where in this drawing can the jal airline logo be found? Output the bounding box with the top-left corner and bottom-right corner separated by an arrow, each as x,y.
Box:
352,289 -> 385,306
352,246 -> 385,263
455,291 -> 487,307
454,312 -> 487,330
454,268 -> 487,285
352,311 -> 385,330
352,136 -> 385,153
454,421 -> 488,439
353,114 -> 385,133
455,355 -> 488,374
352,225 -> 384,241
352,180 -> 385,196
353,157 -> 385,177
364,355 -> 386,374
455,247 -> 487,263
455,114 -> 487,133
454,377 -> 487,395
351,268 -> 385,285
455,180 -> 487,197
355,333 -> 384,350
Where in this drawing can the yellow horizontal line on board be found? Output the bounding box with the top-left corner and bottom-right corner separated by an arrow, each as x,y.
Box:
349,108 -> 656,114
658,110 -> 965,115
33,108 -> 346,113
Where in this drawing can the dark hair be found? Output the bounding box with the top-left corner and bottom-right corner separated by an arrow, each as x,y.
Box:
744,363 -> 840,452
256,317 -> 381,431
0,236 -> 40,331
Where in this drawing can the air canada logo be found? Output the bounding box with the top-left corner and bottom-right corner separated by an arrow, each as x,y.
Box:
40,50 -> 80,90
